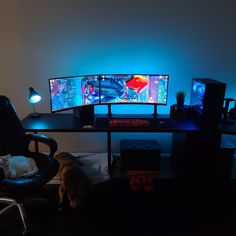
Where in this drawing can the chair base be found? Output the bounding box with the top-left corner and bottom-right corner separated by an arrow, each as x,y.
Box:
0,197 -> 29,235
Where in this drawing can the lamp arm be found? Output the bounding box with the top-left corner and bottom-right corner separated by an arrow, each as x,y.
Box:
32,104 -> 36,114
30,103 -> 41,118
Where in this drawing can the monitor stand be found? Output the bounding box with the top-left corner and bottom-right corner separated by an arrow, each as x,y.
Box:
106,104 -> 158,118
153,104 -> 158,117
107,104 -> 112,117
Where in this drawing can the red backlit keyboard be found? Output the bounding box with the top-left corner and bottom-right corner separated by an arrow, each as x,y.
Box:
108,119 -> 150,128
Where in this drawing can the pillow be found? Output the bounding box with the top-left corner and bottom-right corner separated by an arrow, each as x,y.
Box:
0,155 -> 39,179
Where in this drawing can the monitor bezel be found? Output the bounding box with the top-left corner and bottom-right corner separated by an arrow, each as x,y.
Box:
48,74 -> 100,113
99,74 -> 169,106
48,74 -> 169,113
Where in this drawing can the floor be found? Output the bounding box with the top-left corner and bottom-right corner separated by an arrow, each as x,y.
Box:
1,179 -> 236,236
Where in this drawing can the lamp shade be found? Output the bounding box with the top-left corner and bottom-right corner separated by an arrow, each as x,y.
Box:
29,87 -> 41,104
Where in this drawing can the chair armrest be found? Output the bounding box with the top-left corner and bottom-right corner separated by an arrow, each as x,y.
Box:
26,133 -> 58,157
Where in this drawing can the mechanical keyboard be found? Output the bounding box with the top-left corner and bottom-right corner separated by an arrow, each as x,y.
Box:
108,119 -> 150,128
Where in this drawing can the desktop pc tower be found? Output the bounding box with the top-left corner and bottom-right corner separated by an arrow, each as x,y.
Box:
171,78 -> 226,188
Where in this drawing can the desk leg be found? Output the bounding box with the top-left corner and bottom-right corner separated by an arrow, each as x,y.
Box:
34,131 -> 39,153
107,132 -> 112,175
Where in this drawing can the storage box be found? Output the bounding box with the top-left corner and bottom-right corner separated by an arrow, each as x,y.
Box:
120,139 -> 161,171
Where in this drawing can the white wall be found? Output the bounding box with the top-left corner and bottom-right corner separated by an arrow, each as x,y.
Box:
1,0 -> 236,153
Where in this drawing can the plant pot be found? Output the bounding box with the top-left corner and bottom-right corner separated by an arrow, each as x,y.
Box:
170,104 -> 191,119
177,99 -> 184,108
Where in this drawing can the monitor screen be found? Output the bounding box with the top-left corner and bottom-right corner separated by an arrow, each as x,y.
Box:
100,74 -> 169,104
190,79 -> 206,114
49,74 -> 169,113
49,75 -> 100,112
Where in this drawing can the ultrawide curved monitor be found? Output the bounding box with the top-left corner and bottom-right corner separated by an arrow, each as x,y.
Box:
100,74 -> 169,105
49,74 -> 169,113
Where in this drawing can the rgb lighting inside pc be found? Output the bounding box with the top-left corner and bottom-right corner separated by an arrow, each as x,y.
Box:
190,80 -> 206,114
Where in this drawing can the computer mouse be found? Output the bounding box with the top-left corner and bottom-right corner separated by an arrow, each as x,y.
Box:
158,120 -> 166,127
82,125 -> 93,129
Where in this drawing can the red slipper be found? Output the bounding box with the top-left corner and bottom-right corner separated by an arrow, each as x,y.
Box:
130,177 -> 142,192
142,177 -> 154,192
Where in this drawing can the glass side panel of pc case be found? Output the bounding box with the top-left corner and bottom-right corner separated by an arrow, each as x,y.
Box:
190,79 -> 206,114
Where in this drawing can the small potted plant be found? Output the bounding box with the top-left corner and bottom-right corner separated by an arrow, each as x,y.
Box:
176,90 -> 186,108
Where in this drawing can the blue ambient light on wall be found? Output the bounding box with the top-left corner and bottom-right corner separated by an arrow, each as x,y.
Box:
29,87 -> 41,118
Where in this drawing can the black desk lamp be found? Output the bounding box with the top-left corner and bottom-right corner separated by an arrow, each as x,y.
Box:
29,87 -> 41,118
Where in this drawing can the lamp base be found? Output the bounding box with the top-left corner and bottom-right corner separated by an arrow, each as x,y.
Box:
30,112 -> 41,118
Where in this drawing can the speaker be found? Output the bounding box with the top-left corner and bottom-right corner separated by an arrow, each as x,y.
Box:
73,106 -> 94,126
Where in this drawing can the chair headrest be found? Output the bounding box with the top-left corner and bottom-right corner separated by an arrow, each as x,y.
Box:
0,95 -> 10,109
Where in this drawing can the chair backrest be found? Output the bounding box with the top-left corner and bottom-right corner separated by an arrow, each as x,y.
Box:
0,96 -> 28,156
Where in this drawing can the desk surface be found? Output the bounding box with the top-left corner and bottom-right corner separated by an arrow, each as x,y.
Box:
21,113 -> 202,133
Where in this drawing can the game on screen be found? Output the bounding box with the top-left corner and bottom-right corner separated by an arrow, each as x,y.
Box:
49,74 -> 168,112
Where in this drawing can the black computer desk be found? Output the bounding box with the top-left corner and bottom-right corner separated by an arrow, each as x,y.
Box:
21,113 -> 202,178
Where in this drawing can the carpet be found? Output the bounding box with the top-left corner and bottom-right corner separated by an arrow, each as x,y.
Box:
2,153 -> 236,236
2,186 -> 236,236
